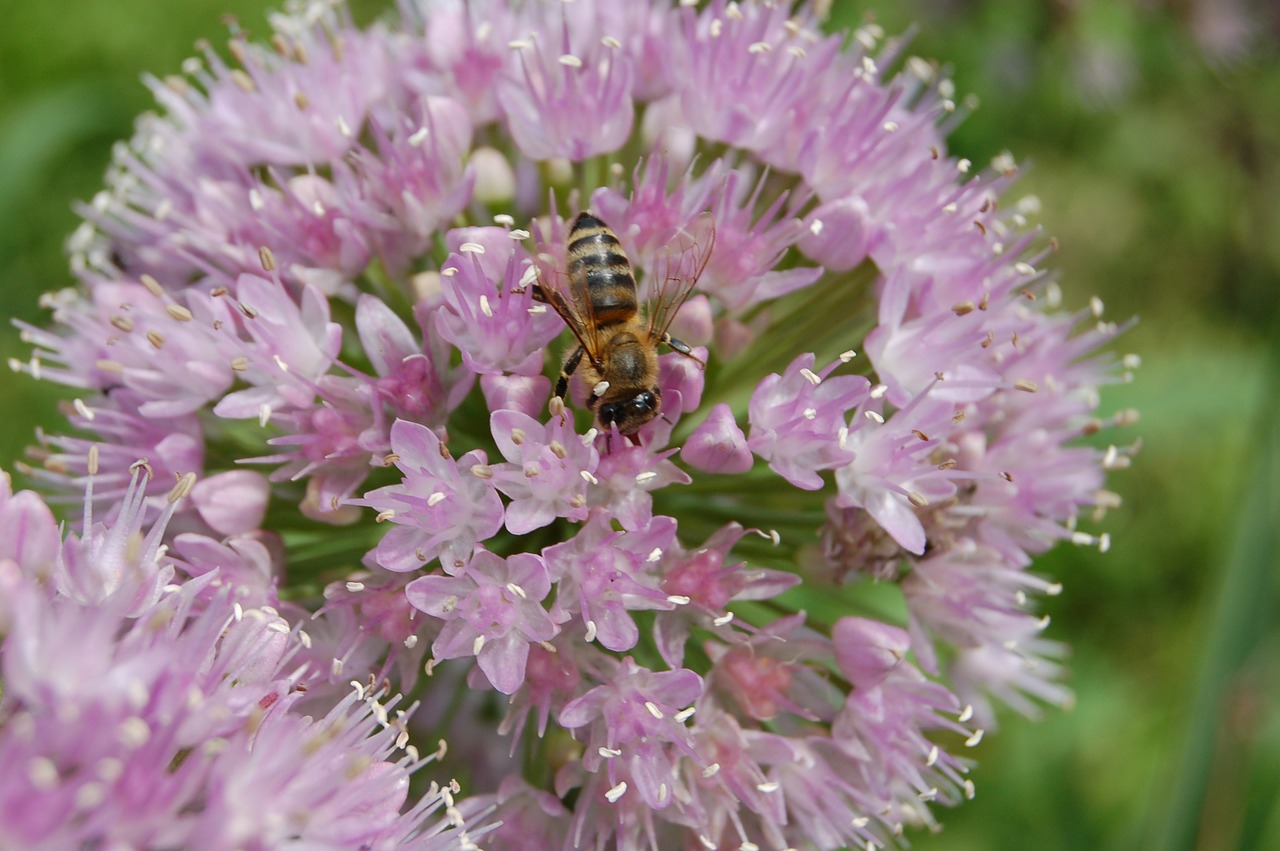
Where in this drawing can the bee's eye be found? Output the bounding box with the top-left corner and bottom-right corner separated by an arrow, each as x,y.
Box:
598,402 -> 622,425
632,391 -> 657,413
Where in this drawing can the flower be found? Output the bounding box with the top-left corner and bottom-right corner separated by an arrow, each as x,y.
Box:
10,0 -> 1135,848
0,470 -> 475,850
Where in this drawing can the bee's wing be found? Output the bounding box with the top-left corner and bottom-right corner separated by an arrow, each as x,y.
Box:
645,211 -> 716,344
534,254 -> 605,366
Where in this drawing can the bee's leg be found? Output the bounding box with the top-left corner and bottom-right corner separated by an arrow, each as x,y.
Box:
661,334 -> 706,367
556,345 -> 585,402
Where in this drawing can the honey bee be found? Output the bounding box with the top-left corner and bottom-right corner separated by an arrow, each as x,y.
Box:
530,211 -> 714,437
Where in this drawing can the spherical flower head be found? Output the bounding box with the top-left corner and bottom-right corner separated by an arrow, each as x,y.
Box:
13,1 -> 1136,848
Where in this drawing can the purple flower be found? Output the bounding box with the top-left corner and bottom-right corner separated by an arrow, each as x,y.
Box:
559,657 -> 703,809
212,274 -> 343,421
748,352 -> 869,489
496,10 -> 635,161
543,513 -> 675,652
362,419 -> 504,573
0,471 -> 474,850
406,549 -> 557,694
11,0 -> 1135,847
434,228 -> 563,375
488,409 -> 598,534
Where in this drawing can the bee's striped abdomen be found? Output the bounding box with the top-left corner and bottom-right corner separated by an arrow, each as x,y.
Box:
566,212 -> 637,325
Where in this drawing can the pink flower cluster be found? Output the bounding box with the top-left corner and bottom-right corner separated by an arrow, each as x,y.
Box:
5,1 -> 1136,848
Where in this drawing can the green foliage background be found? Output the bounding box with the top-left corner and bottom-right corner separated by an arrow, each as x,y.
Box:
0,1 -> 1275,848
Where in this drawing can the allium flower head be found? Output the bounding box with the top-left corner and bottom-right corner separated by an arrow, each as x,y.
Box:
9,0 -> 1137,848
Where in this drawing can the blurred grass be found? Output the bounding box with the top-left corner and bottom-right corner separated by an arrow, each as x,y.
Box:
1,0 -> 1277,849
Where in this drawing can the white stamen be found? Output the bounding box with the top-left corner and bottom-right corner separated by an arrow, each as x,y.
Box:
506,582 -> 527,599
408,127 -> 429,146
864,410 -> 885,423
958,705 -> 974,722
117,717 -> 150,748
647,547 -> 663,562
472,634 -> 486,655
599,746 -> 622,758
558,53 -> 583,68
965,729 -> 985,747
584,620 -> 598,642
667,594 -> 691,605
459,242 -> 485,254
28,758 -> 58,790
756,781 -> 780,793
427,491 -> 446,506
509,228 -> 530,239
635,471 -> 658,485
713,612 -> 734,626
479,294 -> 493,317
839,349 -> 857,361
345,581 -> 365,593
799,367 -> 821,385
869,383 -> 888,399
702,762 -> 721,777
605,781 -> 627,803
645,701 -> 664,719
580,470 -> 599,485
809,218 -> 824,235
674,706 -> 695,722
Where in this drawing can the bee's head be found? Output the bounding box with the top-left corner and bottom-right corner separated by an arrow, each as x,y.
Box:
597,388 -> 661,436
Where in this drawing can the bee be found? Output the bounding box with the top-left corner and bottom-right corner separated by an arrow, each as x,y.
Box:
530,211 -> 714,437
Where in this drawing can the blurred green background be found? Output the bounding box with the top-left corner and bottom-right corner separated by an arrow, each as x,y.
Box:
0,1 -> 1276,848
